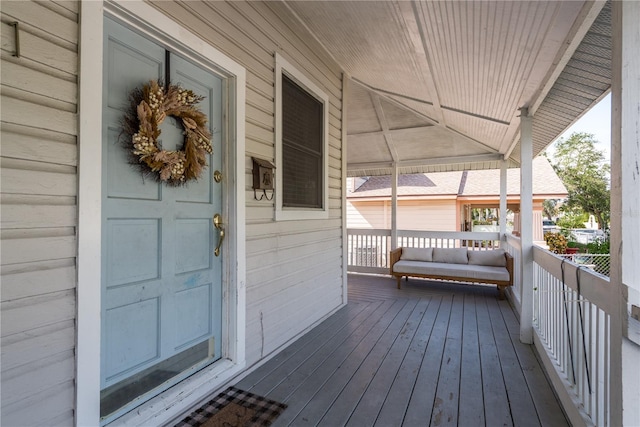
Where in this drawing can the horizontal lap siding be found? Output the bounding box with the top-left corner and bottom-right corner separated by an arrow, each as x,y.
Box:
151,1 -> 344,367
398,200 -> 458,231
347,200 -> 389,229
0,1 -> 79,426
347,199 -> 458,231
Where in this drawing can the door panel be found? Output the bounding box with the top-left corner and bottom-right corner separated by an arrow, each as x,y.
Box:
174,219 -> 211,273
101,18 -> 224,420
104,298 -> 160,380
174,284 -> 213,349
105,218 -> 160,287
106,127 -> 161,200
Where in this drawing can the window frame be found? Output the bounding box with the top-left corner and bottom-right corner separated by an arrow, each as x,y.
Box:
275,53 -> 330,221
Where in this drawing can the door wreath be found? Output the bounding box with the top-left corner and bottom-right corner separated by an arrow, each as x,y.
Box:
122,80 -> 213,185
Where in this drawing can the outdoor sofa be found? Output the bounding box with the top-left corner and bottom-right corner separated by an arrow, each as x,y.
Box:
390,247 -> 514,298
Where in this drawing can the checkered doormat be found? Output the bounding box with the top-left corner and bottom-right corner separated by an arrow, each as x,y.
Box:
175,386 -> 287,427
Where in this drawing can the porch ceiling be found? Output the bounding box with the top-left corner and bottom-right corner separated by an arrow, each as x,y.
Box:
279,0 -> 611,176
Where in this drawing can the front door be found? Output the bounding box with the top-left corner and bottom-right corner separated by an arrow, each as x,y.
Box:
101,17 -> 224,420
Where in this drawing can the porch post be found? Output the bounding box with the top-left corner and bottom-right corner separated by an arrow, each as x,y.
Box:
519,108 -> 534,344
391,162 -> 398,250
611,1 -> 640,425
499,160 -> 507,239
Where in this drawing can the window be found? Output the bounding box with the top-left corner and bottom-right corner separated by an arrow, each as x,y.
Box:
275,54 -> 329,220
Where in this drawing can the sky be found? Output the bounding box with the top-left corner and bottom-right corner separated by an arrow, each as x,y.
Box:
546,93 -> 611,162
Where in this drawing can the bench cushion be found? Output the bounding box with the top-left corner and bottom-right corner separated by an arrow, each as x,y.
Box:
393,260 -> 510,283
400,247 -> 433,262
468,249 -> 506,267
432,248 -> 469,265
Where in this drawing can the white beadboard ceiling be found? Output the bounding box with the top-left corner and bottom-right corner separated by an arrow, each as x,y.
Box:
279,0 -> 611,176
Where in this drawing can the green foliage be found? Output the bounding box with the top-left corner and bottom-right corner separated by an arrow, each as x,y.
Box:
586,238 -> 610,254
567,241 -> 588,250
544,232 -> 567,254
551,132 -> 610,230
543,199 -> 559,220
556,210 -> 588,229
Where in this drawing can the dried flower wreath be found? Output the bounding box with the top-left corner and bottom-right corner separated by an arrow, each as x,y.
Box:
122,80 -> 213,185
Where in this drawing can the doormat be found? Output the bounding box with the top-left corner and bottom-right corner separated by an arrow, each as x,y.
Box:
175,386 -> 287,427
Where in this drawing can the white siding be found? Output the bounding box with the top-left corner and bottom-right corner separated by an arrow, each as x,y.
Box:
347,200 -> 389,229
151,1 -> 345,366
0,1 -> 78,426
398,200 -> 458,231
347,199 -> 458,232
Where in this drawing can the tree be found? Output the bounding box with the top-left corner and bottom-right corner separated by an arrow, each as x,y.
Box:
542,199 -> 559,220
550,132 -> 610,230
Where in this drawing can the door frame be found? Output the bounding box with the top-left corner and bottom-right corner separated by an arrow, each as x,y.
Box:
77,2 -> 246,425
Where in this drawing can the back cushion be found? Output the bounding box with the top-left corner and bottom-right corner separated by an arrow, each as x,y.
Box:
468,249 -> 507,267
400,247 -> 433,262
432,248 -> 469,264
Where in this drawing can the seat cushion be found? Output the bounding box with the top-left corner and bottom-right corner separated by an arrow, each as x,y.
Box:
393,260 -> 510,283
400,247 -> 433,262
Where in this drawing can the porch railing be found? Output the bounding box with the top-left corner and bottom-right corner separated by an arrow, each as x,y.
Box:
504,234 -> 523,314
346,229 -> 391,274
532,246 -> 614,426
346,228 -> 501,274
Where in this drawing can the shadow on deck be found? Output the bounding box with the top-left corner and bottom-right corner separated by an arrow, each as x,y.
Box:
234,273 -> 568,426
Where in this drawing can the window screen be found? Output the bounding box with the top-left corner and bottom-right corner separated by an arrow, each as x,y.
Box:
282,74 -> 324,208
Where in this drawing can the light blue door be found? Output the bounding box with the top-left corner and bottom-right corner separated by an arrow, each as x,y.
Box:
101,18 -> 224,419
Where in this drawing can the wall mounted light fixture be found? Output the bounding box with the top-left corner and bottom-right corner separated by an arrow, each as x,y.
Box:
252,157 -> 275,201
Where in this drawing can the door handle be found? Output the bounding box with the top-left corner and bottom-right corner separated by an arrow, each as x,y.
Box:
213,214 -> 225,257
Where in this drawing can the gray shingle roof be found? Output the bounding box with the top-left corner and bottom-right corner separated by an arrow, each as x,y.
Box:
348,156 -> 567,198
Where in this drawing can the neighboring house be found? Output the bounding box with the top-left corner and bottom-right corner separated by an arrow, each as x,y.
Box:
348,157 -> 568,239
1,2 -> 638,427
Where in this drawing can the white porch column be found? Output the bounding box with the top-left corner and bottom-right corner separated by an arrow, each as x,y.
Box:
499,160 -> 507,239
519,109 -> 534,344
391,162 -> 398,250
611,1 -> 640,425
532,203 -> 544,242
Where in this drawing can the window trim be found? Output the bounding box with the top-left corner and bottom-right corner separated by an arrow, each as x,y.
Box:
275,53 -> 330,221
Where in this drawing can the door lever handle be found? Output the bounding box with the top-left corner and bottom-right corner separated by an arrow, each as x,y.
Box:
213,214 -> 224,257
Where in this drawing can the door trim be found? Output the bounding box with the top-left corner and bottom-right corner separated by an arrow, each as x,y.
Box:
77,2 -> 246,425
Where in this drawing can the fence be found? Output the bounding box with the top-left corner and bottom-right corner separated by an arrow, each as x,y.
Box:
559,253 -> 611,277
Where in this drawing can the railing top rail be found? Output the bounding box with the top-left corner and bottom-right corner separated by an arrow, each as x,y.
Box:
347,229 -> 391,236
396,230 -> 500,240
558,253 -> 611,257
533,245 -> 615,315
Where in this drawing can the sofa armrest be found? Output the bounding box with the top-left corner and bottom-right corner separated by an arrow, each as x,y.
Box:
390,248 -> 403,275
505,252 -> 514,285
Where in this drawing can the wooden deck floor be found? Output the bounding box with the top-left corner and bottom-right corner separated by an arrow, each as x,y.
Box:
235,274 -> 568,426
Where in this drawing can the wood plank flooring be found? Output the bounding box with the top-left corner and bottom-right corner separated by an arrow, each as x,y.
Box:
234,274 -> 568,426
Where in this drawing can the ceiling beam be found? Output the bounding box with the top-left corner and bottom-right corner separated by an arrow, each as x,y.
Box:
440,105 -> 511,126
372,94 -> 399,162
350,78 -> 439,126
349,124 -> 435,138
348,153 -> 504,171
352,77 -> 434,106
401,0 -> 445,124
